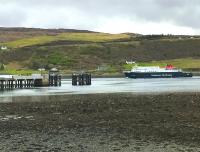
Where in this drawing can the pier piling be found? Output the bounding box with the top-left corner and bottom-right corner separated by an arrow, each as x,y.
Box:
49,68 -> 62,87
72,73 -> 91,86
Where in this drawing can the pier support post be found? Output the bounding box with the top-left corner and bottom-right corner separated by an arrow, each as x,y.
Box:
49,68 -> 62,87
72,73 -> 91,86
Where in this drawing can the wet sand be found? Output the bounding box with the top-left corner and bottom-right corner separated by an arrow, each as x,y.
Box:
1,92 -> 200,151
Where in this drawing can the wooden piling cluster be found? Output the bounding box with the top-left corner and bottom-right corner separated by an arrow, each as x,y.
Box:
72,73 -> 91,86
49,68 -> 62,87
49,75 -> 61,86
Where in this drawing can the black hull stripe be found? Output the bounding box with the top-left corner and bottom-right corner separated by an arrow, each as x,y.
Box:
124,72 -> 193,78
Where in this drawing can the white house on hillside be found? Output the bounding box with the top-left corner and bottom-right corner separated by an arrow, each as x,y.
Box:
1,46 -> 7,50
126,61 -> 136,64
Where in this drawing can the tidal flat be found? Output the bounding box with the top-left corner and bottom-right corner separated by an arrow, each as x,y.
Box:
1,93 -> 200,151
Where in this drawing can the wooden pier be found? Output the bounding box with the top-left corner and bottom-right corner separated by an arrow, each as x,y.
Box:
72,73 -> 91,86
0,76 -> 41,91
0,68 -> 62,91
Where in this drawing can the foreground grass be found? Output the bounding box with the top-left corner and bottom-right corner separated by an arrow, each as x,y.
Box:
1,33 -> 130,48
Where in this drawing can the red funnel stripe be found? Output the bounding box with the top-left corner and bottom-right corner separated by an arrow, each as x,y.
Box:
166,64 -> 175,69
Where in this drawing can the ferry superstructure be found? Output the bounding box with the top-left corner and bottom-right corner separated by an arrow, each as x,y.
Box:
124,65 -> 192,78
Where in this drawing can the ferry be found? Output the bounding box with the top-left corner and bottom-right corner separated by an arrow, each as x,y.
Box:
124,64 -> 193,78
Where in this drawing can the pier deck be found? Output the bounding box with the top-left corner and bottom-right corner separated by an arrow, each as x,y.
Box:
0,70 -> 62,91
0,76 -> 43,90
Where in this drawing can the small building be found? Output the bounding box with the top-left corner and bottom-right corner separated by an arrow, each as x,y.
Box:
1,46 -> 7,50
126,61 -> 136,64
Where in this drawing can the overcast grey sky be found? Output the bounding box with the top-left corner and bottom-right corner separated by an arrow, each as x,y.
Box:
0,0 -> 200,34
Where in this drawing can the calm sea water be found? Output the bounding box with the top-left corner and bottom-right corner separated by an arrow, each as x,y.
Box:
1,77 -> 200,97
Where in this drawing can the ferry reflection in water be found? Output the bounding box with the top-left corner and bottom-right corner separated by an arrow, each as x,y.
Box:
1,77 -> 200,97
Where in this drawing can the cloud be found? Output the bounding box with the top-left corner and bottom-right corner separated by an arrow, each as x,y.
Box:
0,0 -> 200,34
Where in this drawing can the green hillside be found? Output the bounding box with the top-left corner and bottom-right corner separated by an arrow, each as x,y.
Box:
1,33 -> 130,48
0,28 -> 200,75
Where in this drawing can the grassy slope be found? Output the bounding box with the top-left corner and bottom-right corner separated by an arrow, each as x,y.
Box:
1,33 -> 130,48
0,69 -> 40,75
0,27 -> 95,42
1,29 -> 200,74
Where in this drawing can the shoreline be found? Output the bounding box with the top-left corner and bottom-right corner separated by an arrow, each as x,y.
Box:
1,91 -> 200,103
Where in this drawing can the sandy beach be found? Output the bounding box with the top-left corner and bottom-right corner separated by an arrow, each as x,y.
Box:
1,92 -> 200,151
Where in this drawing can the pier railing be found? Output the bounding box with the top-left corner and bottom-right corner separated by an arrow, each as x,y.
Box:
0,77 -> 38,90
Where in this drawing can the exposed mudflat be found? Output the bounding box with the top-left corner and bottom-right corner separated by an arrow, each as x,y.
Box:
1,93 -> 200,151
